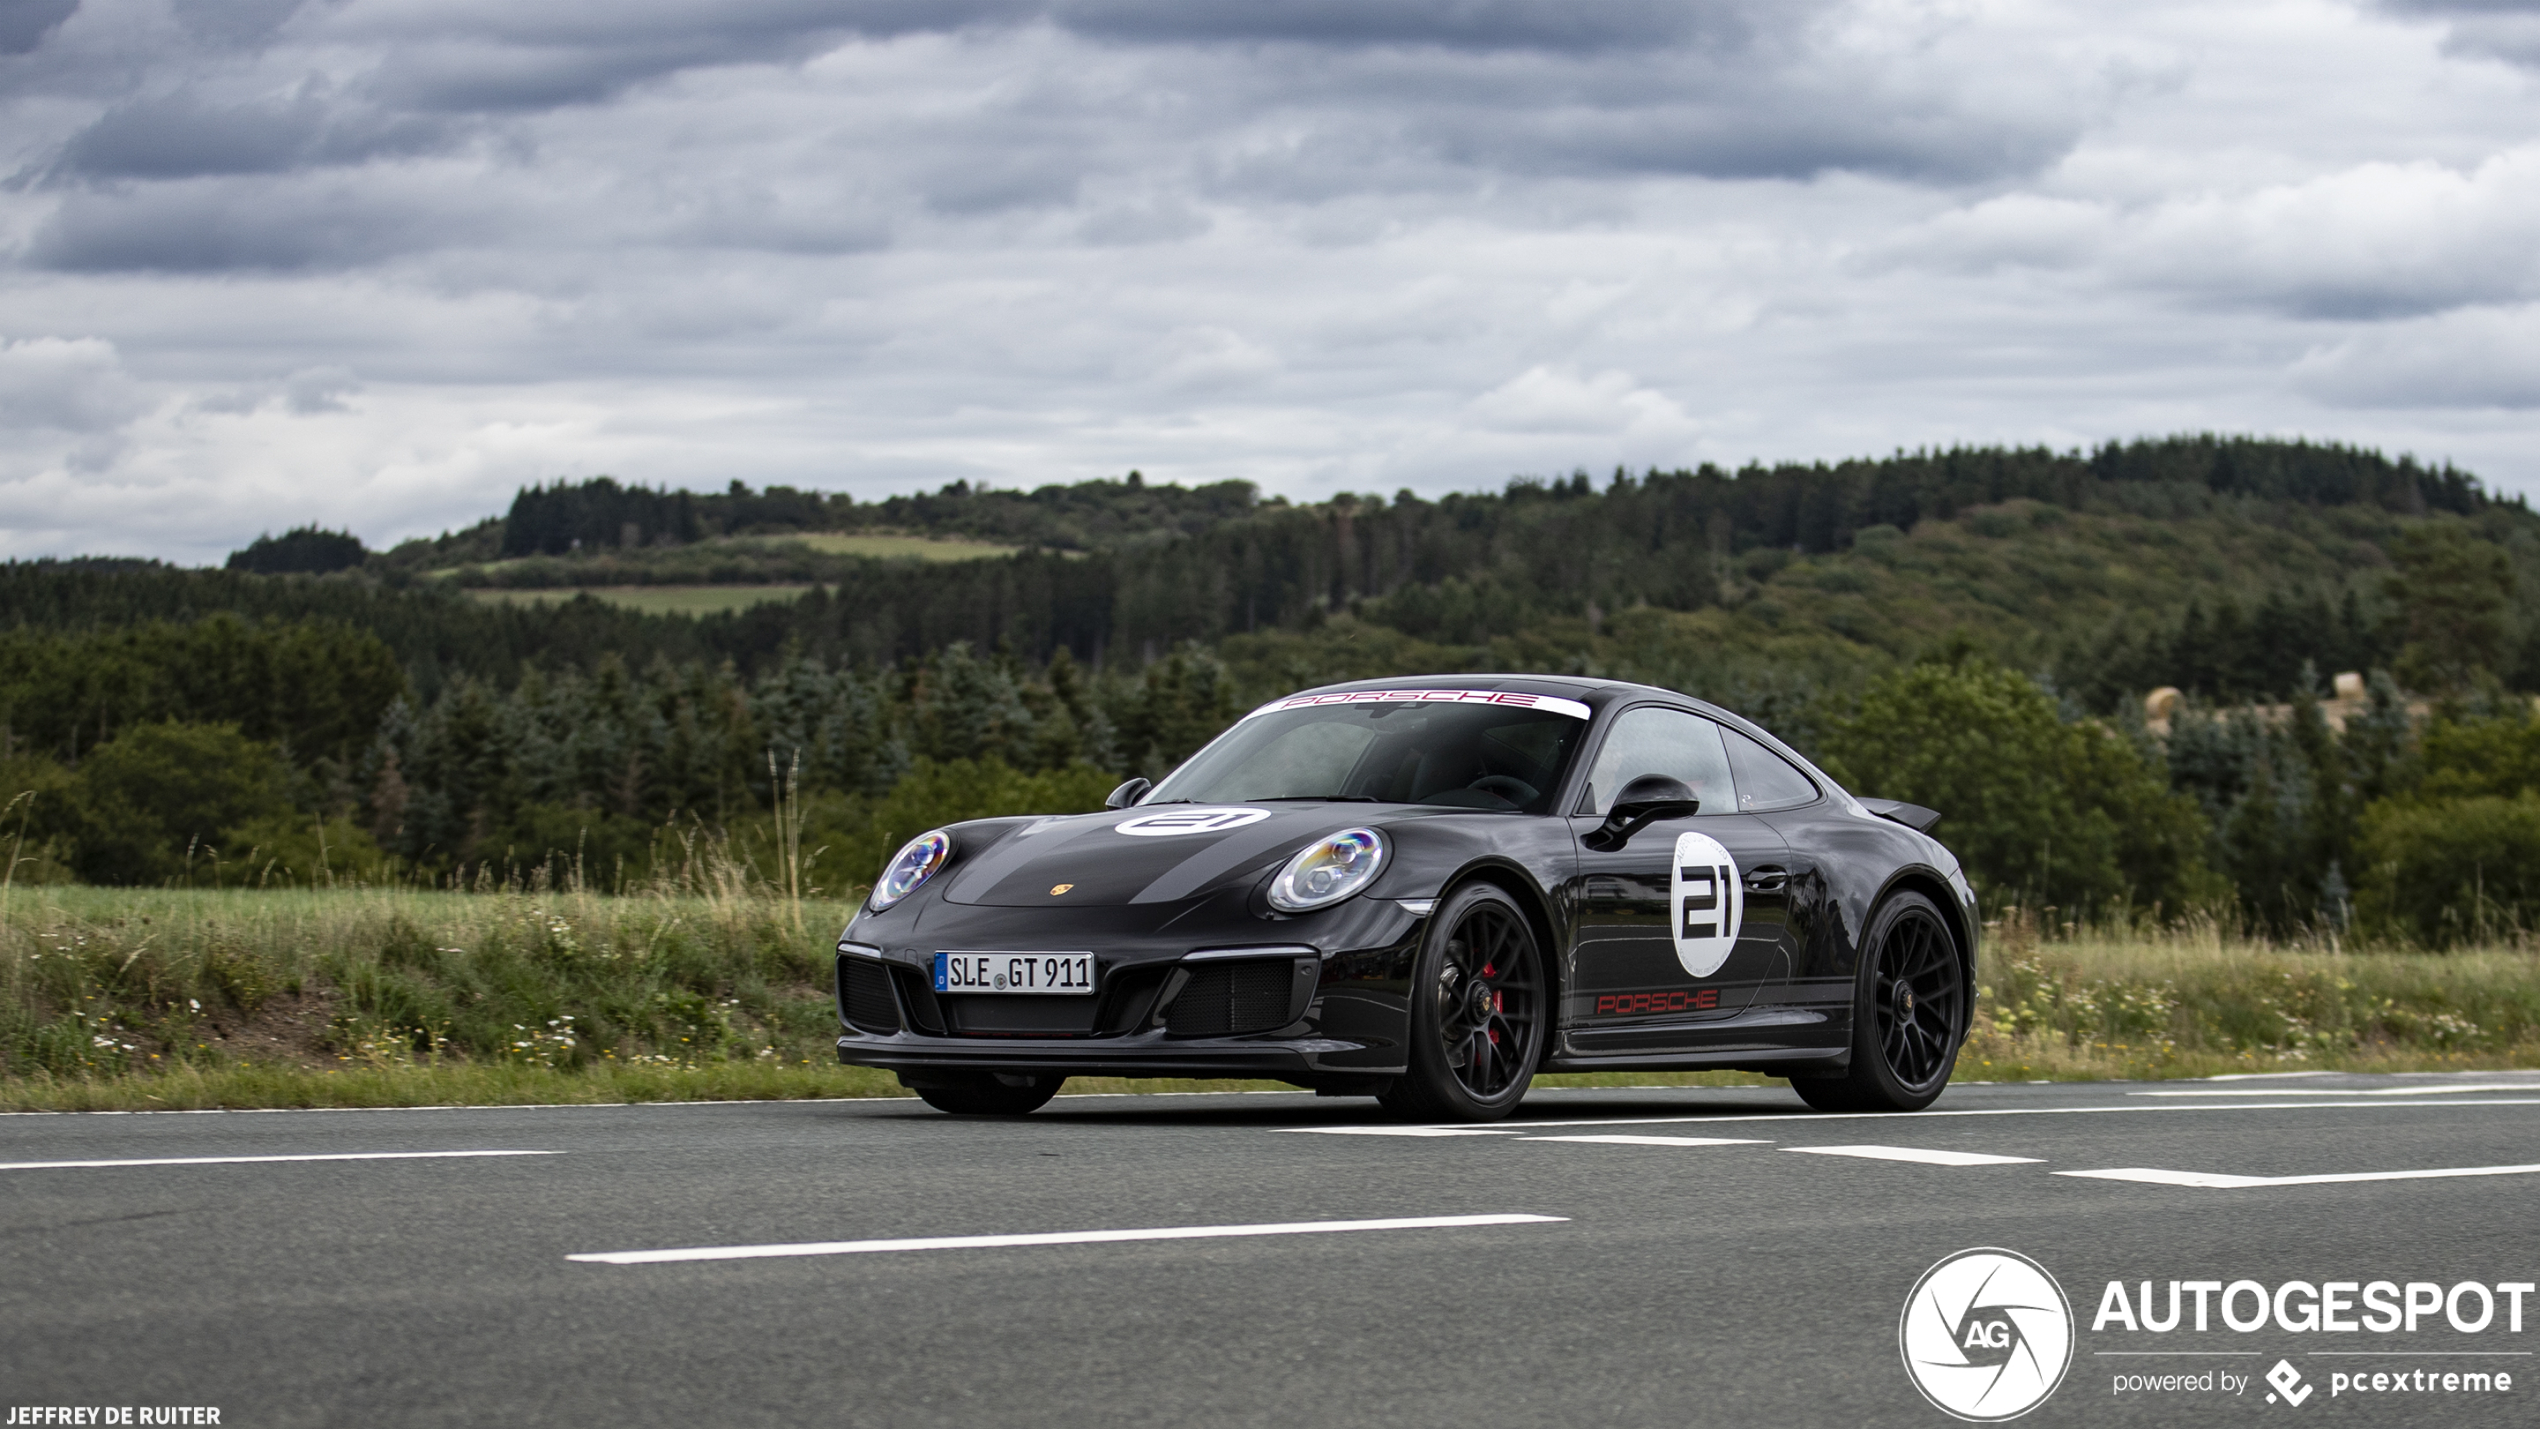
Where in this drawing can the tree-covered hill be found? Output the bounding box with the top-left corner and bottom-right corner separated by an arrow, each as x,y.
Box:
7,434 -> 2537,943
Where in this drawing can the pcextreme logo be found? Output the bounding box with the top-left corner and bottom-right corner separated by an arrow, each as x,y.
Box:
1901,1248 -> 2077,1421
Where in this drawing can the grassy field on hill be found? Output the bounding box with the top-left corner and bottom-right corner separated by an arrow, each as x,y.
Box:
465,584 -> 820,616
1,884 -> 2530,1111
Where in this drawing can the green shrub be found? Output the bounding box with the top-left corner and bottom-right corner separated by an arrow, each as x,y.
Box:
2355,793 -> 2540,947
67,722 -> 292,885
1819,650 -> 2213,911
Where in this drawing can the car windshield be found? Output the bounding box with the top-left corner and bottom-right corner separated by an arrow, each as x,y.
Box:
1146,700 -> 1588,813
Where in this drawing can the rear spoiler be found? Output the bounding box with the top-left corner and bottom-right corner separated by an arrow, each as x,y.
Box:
1859,798 -> 1943,834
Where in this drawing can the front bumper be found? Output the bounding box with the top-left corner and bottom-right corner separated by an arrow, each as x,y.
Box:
833,901 -> 1425,1082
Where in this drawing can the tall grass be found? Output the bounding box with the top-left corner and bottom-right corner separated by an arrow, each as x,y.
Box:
1961,908 -> 2540,1080
0,854 -> 860,1095
1,879 -> 2533,1111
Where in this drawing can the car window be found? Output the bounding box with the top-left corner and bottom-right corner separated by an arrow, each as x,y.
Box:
1149,700 -> 1587,814
1724,726 -> 1820,811
1198,719 -> 1381,803
1578,706 -> 1734,817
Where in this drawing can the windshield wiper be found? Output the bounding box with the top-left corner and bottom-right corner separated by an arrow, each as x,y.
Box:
1254,795 -> 1379,802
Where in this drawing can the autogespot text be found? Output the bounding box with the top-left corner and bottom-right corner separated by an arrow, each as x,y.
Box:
2093,1276 -> 2529,1404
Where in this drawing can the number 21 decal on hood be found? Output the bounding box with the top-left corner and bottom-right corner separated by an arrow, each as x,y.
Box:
1670,831 -> 1742,977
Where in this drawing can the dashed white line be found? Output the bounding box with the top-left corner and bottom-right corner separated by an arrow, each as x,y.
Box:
0,1150 -> 559,1171
1283,1126 -> 1529,1137
1783,1145 -> 2043,1167
1520,1135 -> 1768,1147
568,1213 -> 1570,1265
1279,1098 -> 2540,1135
2057,1162 -> 2540,1189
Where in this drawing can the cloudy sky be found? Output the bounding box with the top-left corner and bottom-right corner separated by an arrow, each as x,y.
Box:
4,0 -> 2540,562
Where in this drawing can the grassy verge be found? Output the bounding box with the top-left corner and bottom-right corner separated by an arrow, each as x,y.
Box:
2,888 -> 2533,1110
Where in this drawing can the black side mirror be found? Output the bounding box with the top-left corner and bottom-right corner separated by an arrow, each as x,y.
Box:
1583,775 -> 1699,851
1105,777 -> 1153,811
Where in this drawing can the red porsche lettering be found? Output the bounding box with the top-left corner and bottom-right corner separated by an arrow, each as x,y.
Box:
1593,989 -> 1721,1016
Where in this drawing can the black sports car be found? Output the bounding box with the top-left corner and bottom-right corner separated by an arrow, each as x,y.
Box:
835,676 -> 1977,1121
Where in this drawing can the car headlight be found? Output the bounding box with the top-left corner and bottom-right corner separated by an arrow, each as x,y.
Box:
1267,827 -> 1387,913
869,829 -> 952,911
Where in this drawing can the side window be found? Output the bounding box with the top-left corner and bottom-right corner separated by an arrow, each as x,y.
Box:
1578,706 -> 1735,817
1724,727 -> 1820,812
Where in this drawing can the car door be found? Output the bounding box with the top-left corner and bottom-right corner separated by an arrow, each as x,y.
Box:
1723,722 -> 1845,1026
1562,704 -> 1797,1057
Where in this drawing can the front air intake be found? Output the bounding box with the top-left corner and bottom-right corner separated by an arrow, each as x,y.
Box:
1166,959 -> 1297,1037
839,957 -> 901,1034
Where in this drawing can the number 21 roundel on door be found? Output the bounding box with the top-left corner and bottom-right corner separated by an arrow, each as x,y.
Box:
1669,831 -> 1743,977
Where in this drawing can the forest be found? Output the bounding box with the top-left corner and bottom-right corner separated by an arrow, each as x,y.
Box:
8,434 -> 2540,951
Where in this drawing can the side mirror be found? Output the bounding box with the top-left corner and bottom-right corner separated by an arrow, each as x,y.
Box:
1105,777 -> 1153,811
1583,775 -> 1699,851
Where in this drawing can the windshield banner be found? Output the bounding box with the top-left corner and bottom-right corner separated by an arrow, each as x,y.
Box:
1240,689 -> 1593,721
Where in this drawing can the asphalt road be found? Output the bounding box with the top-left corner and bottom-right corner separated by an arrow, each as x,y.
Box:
3,1072 -> 2537,1429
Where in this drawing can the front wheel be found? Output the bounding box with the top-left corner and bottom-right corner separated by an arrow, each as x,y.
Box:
1378,883 -> 1547,1122
1793,891 -> 1965,1113
908,1071 -> 1064,1116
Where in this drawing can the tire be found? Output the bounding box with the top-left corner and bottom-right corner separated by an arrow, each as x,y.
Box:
910,1072 -> 1065,1116
1377,882 -> 1548,1123
1794,891 -> 1965,1113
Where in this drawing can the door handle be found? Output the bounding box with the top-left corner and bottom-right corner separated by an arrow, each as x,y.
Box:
1743,868 -> 1788,893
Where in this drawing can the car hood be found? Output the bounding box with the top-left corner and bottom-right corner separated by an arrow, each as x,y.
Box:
938,803 -> 1409,909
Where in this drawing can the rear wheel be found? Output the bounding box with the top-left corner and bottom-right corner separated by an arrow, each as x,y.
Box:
1378,883 -> 1546,1123
907,1071 -> 1065,1116
1793,891 -> 1964,1113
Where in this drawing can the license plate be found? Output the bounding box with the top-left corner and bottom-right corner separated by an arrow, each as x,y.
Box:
934,952 -> 1097,995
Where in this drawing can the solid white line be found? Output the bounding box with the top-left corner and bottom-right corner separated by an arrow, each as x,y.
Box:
0,1150 -> 558,1171
1784,1145 -> 2043,1167
1520,1135 -> 1769,1147
2131,1084 -> 2537,1098
1280,1098 -> 2540,1134
2056,1162 -> 2540,1189
568,1213 -> 1569,1265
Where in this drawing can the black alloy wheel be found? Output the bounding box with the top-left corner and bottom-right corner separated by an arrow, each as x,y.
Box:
1794,890 -> 1964,1112
1379,882 -> 1547,1122
909,1071 -> 1066,1116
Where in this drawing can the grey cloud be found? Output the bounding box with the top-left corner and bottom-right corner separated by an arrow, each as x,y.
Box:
1419,94 -> 2077,185
0,336 -> 149,431
169,0 -> 306,47
53,89 -> 450,179
0,0 -> 78,55
2292,305 -> 2540,408
28,178 -> 467,271
2376,0 -> 2540,64
1052,0 -> 1760,53
350,0 -> 1031,111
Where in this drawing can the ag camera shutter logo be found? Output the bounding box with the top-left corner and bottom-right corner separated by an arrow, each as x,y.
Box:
1900,1248 -> 2075,1421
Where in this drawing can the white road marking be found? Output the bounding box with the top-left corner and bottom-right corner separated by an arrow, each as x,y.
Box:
1783,1145 -> 2043,1166
568,1213 -> 1570,1265
1279,1098 -> 2540,1135
1284,1126 -> 1530,1137
2057,1163 -> 2540,1189
0,1150 -> 558,1171
2131,1084 -> 2536,1098
1520,1135 -> 1769,1147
